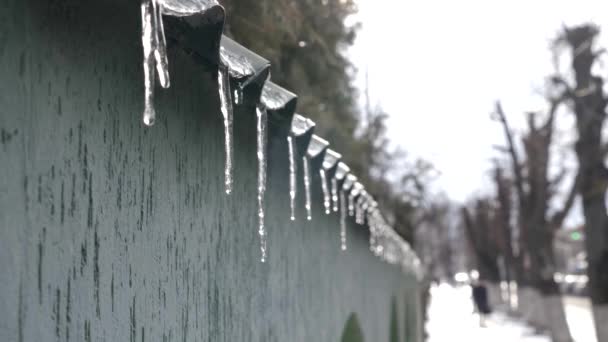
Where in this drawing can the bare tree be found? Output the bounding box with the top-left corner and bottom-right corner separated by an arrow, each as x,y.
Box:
461,199 -> 501,283
494,100 -> 577,342
554,24 -> 608,342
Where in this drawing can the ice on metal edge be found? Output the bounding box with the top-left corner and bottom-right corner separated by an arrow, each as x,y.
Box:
322,149 -> 341,170
287,136 -> 297,221
306,135 -> 329,158
261,82 -> 295,111
256,105 -> 268,262
291,114 -> 315,137
217,66 -> 234,194
334,162 -> 350,180
220,45 -> 256,79
159,0 -> 220,17
342,174 -> 357,192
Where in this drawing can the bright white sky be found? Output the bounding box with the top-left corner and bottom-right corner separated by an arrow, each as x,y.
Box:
349,0 -> 608,205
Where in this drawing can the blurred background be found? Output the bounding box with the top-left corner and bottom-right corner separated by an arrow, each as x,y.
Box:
220,0 -> 608,341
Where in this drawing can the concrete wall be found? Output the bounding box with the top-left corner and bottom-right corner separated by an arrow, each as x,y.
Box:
0,1 -> 421,341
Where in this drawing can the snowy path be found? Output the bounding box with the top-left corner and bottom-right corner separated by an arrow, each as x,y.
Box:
426,284 -> 550,342
563,296 -> 597,342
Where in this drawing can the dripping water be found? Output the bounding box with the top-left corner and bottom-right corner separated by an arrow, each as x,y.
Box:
217,66 -> 234,194
256,105 -> 268,262
303,156 -> 312,221
340,189 -> 347,251
331,178 -> 339,212
287,136 -> 297,221
319,169 -> 331,214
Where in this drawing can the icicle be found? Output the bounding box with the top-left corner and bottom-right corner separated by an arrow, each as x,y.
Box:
319,169 -> 331,214
340,189 -> 347,251
287,135 -> 297,221
355,193 -> 367,225
303,156 -> 312,221
256,105 -> 268,262
348,191 -> 355,217
152,0 -> 170,88
333,162 -> 350,212
141,0 -> 156,126
217,66 -> 234,194
331,178 -> 339,213
320,149 -> 341,214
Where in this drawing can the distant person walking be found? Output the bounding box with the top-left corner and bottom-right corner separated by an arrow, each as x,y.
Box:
471,280 -> 492,327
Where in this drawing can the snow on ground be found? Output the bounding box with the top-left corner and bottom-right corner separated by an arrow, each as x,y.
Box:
563,296 -> 597,342
426,283 -> 550,342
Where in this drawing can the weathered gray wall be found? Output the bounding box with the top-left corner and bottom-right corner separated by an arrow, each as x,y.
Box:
0,1 -> 421,341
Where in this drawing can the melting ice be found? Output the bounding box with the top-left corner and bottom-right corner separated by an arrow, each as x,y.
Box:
333,162 -> 350,213
287,114 -> 315,221
217,66 -> 234,194
319,169 -> 330,214
303,156 -> 312,221
339,189 -> 347,251
321,149 -> 341,214
303,135 -> 329,220
287,136 -> 297,220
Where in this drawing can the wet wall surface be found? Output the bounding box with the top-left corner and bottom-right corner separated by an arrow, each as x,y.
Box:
0,1 -> 421,341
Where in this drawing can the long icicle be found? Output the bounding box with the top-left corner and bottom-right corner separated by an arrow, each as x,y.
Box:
152,0 -> 170,89
141,0 -> 156,126
340,189 -> 347,251
348,191 -> 355,217
303,156 -> 312,220
256,105 -> 268,262
331,178 -> 339,212
319,169 -> 331,214
287,136 -> 297,220
217,66 -> 234,194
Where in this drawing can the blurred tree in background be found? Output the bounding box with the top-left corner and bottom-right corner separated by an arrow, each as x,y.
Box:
220,0 -> 433,245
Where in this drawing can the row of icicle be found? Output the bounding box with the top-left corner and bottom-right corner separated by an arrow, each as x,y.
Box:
138,0 -> 422,277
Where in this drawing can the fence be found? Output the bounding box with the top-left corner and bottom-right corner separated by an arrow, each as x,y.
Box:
0,0 -> 423,341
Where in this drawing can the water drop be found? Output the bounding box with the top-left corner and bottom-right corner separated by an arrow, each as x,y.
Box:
319,169 -> 331,214
287,136 -> 297,221
303,156 -> 312,221
217,66 -> 234,194
256,105 -> 268,262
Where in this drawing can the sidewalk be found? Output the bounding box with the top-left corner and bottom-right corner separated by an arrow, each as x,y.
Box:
426,284 -> 549,342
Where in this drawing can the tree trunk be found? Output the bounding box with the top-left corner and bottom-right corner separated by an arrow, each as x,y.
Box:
581,196 -> 608,342
562,25 -> 608,342
592,304 -> 608,342
543,295 -> 572,342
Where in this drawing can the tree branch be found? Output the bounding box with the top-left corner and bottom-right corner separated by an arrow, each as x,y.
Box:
494,101 -> 527,205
